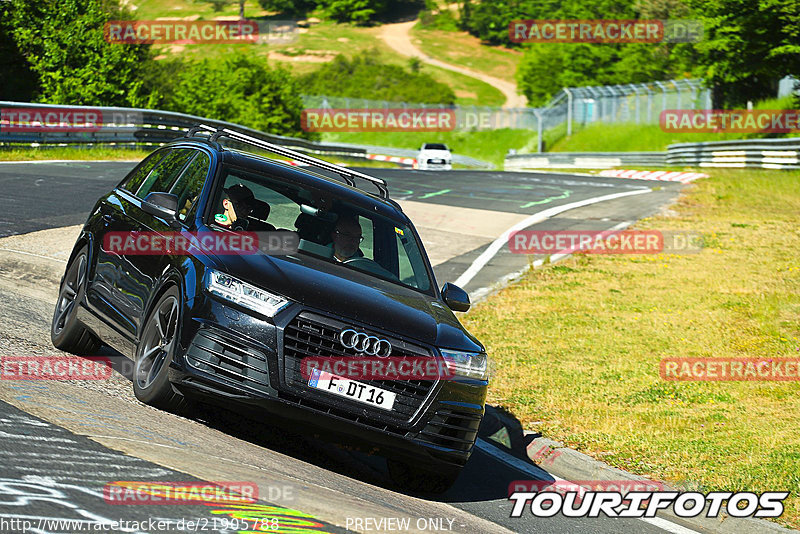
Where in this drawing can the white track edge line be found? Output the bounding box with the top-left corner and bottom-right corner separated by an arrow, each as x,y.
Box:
454,188 -> 651,288
475,439 -> 701,534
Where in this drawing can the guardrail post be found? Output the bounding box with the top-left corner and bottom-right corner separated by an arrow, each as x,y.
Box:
564,88 -> 573,136
533,108 -> 544,153
609,86 -> 617,122
628,84 -> 641,124
655,81 -> 668,117
686,79 -> 699,109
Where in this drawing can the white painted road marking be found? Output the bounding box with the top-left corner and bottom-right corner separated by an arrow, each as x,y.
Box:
454,189 -> 652,288
475,439 -> 702,534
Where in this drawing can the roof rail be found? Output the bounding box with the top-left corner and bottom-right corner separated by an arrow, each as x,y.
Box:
188,124 -> 389,199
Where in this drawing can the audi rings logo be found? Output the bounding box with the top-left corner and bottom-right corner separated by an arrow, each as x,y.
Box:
339,329 -> 392,357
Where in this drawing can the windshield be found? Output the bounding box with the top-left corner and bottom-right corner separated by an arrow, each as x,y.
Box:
423,144 -> 448,151
208,164 -> 434,294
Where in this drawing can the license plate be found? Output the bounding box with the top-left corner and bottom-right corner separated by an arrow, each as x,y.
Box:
308,369 -> 396,411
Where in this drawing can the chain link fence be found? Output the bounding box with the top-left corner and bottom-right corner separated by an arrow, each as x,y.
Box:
303,78 -> 711,152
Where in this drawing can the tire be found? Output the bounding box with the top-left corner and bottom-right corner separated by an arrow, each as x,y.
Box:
133,286 -> 188,413
51,246 -> 101,354
387,459 -> 461,494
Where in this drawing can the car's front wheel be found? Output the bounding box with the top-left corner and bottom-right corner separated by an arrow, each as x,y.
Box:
387,459 -> 461,494
51,245 -> 101,354
133,286 -> 188,413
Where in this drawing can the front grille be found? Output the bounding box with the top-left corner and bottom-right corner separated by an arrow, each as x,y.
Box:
186,328 -> 270,394
414,407 -> 482,452
281,312 -> 437,424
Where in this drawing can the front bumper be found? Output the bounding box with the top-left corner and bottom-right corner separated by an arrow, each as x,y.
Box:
418,159 -> 452,171
170,296 -> 487,467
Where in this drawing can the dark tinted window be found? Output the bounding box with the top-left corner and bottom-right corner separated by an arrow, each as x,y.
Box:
135,149 -> 195,199
423,143 -> 448,150
121,150 -> 168,193
171,152 -> 211,222
212,166 -> 432,293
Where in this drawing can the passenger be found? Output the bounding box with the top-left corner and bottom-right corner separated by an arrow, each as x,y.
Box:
329,215 -> 364,262
215,184 -> 255,230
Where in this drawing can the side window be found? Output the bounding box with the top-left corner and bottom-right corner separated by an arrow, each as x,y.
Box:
171,152 -> 211,222
135,149 -> 195,199
395,226 -> 430,292
397,233 -> 415,284
357,216 -> 374,260
121,150 -> 168,193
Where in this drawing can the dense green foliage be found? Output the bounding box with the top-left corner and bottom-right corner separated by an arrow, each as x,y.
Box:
418,0 -> 459,30
149,54 -> 311,138
685,0 -> 800,107
258,0 -> 420,24
2,0 -> 153,106
462,0 -> 799,107
0,3 -> 37,101
257,0 -> 318,17
298,51 -> 456,104
1,0 -> 313,138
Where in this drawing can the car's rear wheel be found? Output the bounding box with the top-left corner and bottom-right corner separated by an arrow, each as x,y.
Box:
51,246 -> 101,354
133,287 -> 188,413
387,459 -> 461,494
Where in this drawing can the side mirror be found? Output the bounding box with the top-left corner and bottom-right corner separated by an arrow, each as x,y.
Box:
142,192 -> 178,222
441,282 -> 470,312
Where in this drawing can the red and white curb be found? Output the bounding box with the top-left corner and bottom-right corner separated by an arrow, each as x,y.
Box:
598,169 -> 708,183
285,154 -> 415,168
366,154 -> 417,166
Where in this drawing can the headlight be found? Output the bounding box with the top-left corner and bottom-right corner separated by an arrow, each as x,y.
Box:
440,349 -> 489,380
204,269 -> 289,317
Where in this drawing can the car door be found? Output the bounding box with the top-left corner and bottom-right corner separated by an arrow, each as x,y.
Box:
88,148 -> 169,335
112,148 -> 198,335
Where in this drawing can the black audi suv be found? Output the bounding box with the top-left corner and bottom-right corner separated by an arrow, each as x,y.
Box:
51,125 -> 489,492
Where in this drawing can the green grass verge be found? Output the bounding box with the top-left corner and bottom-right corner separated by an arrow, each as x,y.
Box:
462,168 -> 800,528
0,146 -> 403,169
132,0 -> 268,20
550,97 -> 798,152
410,23 -> 521,84
0,147 -> 153,161
421,64 -> 506,107
322,129 -> 538,168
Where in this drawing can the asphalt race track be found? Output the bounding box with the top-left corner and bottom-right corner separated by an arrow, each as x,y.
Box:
0,161 -> 690,534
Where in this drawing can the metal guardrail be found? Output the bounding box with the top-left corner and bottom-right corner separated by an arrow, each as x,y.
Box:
0,101 -> 365,156
0,101 -> 495,168
504,138 -> 800,170
328,141 -> 494,169
504,152 -> 666,170
666,138 -> 800,169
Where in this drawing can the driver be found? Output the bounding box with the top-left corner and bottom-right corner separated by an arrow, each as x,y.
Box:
215,184 -> 255,230
330,215 -> 364,262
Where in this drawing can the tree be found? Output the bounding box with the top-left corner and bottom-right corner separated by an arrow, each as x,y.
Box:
157,53 -> 311,138
0,2 -> 38,101
199,0 -> 247,18
258,0 -> 318,16
686,0 -> 800,106
6,0 -> 154,107
298,51 -> 456,104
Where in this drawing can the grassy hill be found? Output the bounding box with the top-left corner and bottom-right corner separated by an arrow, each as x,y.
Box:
128,1 -> 511,107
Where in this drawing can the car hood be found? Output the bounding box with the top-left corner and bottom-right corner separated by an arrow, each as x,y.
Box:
210,252 -> 483,352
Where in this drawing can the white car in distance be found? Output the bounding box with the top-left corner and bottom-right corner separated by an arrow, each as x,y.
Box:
417,143 -> 452,170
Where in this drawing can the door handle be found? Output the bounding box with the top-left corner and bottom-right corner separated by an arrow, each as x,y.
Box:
102,214 -> 115,224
